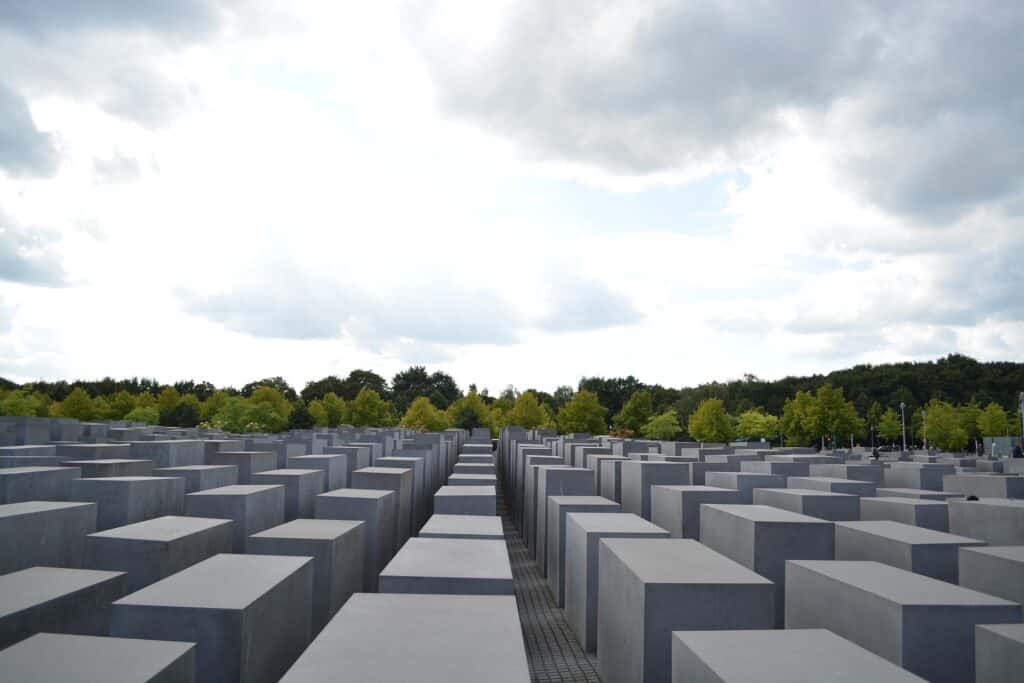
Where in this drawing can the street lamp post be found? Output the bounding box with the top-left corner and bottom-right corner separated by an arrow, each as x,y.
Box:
900,402 -> 907,453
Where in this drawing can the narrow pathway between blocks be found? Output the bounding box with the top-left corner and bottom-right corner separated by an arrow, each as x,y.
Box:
497,484 -> 603,683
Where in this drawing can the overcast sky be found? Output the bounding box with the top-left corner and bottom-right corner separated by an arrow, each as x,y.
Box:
1,1 -> 1021,393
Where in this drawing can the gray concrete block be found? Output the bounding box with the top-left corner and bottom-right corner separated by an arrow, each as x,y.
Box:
458,454 -> 494,465
785,560 -> 1022,683
434,484 -> 496,516
130,440 -> 206,467
524,457 -> 564,545
288,454 -> 348,491
876,487 -> 963,500
418,513 -> 504,540
204,451 -> 276,483
201,439 -> 244,459
700,504 -> 834,627
599,457 -> 627,503
620,461 -> 690,521
959,546 -> 1024,605
379,537 -> 513,595
251,469 -> 324,521
85,515 -> 234,591
70,476 -> 185,530
0,466 -> 79,503
587,454 -> 628,495
61,458 -> 155,478
671,629 -> 928,683
809,463 -> 885,483
351,467 -> 413,548
184,484 -> 285,552
764,453 -> 839,464
154,465 -> 238,493
787,476 -> 876,496
377,456 -> 428,532
248,519 -> 364,634
564,513 -> 669,653
650,485 -> 743,539
597,538 -> 774,683
949,498 -> 1024,544
111,554 -> 313,683
944,474 -> 1024,499
452,462 -> 494,475
535,467 -> 594,566
834,520 -> 984,582
278,593 -> 529,682
0,566 -> 127,648
315,488 -> 395,591
976,623 -> 1024,683
883,462 -> 955,490
704,471 -> 787,503
0,500 -> 97,573
0,632 -> 196,683
752,487 -> 860,521
740,460 -> 810,476
546,496 -> 620,605
56,443 -> 132,461
860,496 -> 949,531
447,472 -> 498,486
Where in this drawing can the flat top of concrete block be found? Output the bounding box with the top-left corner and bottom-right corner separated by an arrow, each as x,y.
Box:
672,629 -> 928,682
603,538 -> 773,585
877,487 -> 962,496
213,450 -> 274,456
188,484 -> 282,496
354,466 -> 411,475
714,472 -> 783,481
0,500 -> 94,518
74,476 -> 177,483
977,623 -> 1024,643
705,504 -> 833,524
0,567 -> 125,616
548,495 -> 617,507
115,553 -> 311,610
950,497 -> 1024,510
836,520 -> 980,545
790,560 -> 1018,606
0,445 -> 55,452
280,593 -> 528,682
419,514 -> 504,537
254,468 -> 320,477
961,545 -> 1024,562
764,488 -> 855,498
62,459 -> 149,465
791,476 -> 870,485
89,515 -> 231,542
435,485 -> 496,497
865,496 -> 947,507
251,518 -> 363,540
289,454 -> 340,460
381,538 -> 511,581
621,460 -> 688,469
566,511 -> 666,534
318,487 -> 394,500
155,465 -> 236,472
0,633 -> 195,682
654,485 -> 738,494
0,466 -> 76,475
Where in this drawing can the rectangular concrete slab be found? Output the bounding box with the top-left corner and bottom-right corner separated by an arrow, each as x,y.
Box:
315,488 -> 395,591
598,538 -> 774,683
0,500 -> 97,573
834,520 -> 984,582
434,485 -> 496,516
278,593 -> 530,682
351,467 -> 413,549
111,553 -> 313,683
535,467 -> 594,566
949,498 -> 1024,544
154,465 -> 238,493
564,512 -> 669,652
61,458 -> 155,478
248,519 -> 364,635
883,462 -> 955,491
650,485 -> 744,539
204,451 -> 276,483
70,477 -> 185,531
0,566 -> 127,648
959,545 -> 1024,605
975,623 -> 1024,683
288,454 -> 348,491
379,537 -> 512,594
944,474 -> 1024,499
787,476 -> 876,496
252,469 -> 325,520
704,472 -> 787,504
0,466 -> 79,503
785,559 -> 1022,683
860,496 -> 949,531
546,495 -> 620,605
752,487 -> 860,521
130,440 -> 206,467
85,515 -> 234,591
184,484 -> 285,552
418,513 -> 504,540
671,629 -> 928,683
0,632 -> 196,683
620,461 -> 691,520
876,487 -> 964,500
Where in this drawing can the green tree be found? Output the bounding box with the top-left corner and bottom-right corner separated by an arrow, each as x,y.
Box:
1,389 -> 44,416
687,398 -> 735,443
557,390 -> 608,434
249,386 -> 292,422
124,406 -> 159,424
613,390 -> 654,436
108,391 -> 137,420
921,400 -> 968,451
866,402 -> 883,432
168,394 -> 201,427
338,370 -> 390,401
201,390 -> 228,422
247,401 -> 288,432
287,400 -> 316,430
977,402 -> 1008,437
957,402 -> 982,445
349,388 -> 392,427
507,391 -> 548,429
59,387 -> 95,421
308,399 -> 329,427
401,396 -> 449,432
780,391 -> 816,446
641,410 -> 682,440
877,408 -> 902,445
241,377 -> 298,401
135,392 -> 157,409
157,387 -> 182,426
447,391 -> 493,433
812,383 -> 864,446
735,409 -> 779,441
322,392 -> 349,427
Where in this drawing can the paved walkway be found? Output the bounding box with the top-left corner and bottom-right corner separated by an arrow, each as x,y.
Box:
498,487 -> 602,682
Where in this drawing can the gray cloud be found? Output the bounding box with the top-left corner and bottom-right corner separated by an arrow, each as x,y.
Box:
93,151 -> 143,184
0,1 -> 225,40
535,276 -> 644,333
0,81 -> 59,177
0,209 -> 67,287
405,1 -> 1024,221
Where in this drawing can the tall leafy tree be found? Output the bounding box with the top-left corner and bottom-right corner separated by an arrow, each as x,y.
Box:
240,377 -> 298,401
447,391 -> 493,433
349,388 -> 392,427
557,390 -> 608,435
735,409 -> 779,441
613,390 -> 654,435
157,387 -> 182,426
401,396 -> 449,432
920,400 -> 968,451
812,383 -> 864,445
641,410 -> 682,440
59,387 -> 95,421
687,398 -> 735,443
287,401 -> 316,429
322,392 -> 349,427
249,386 -> 292,422
300,375 -> 346,402
877,408 -> 903,445
338,370 -> 390,401
977,402 -> 1009,437
507,391 -> 548,429
781,391 -> 816,446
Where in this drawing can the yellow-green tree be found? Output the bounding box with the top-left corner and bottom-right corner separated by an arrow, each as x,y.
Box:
780,391 -> 816,446
687,398 -> 734,443
349,388 -> 392,427
736,409 -> 779,441
613,390 -> 654,436
920,400 -> 968,451
401,396 -> 449,432
447,391 -> 493,434
557,390 -> 607,435
641,410 -> 682,440
322,392 -> 349,427
1,389 -> 46,417
877,407 -> 902,445
507,391 -> 547,429
977,402 -> 1008,437
59,387 -> 95,421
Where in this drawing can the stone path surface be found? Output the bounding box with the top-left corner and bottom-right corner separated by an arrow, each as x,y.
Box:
498,487 -> 602,682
